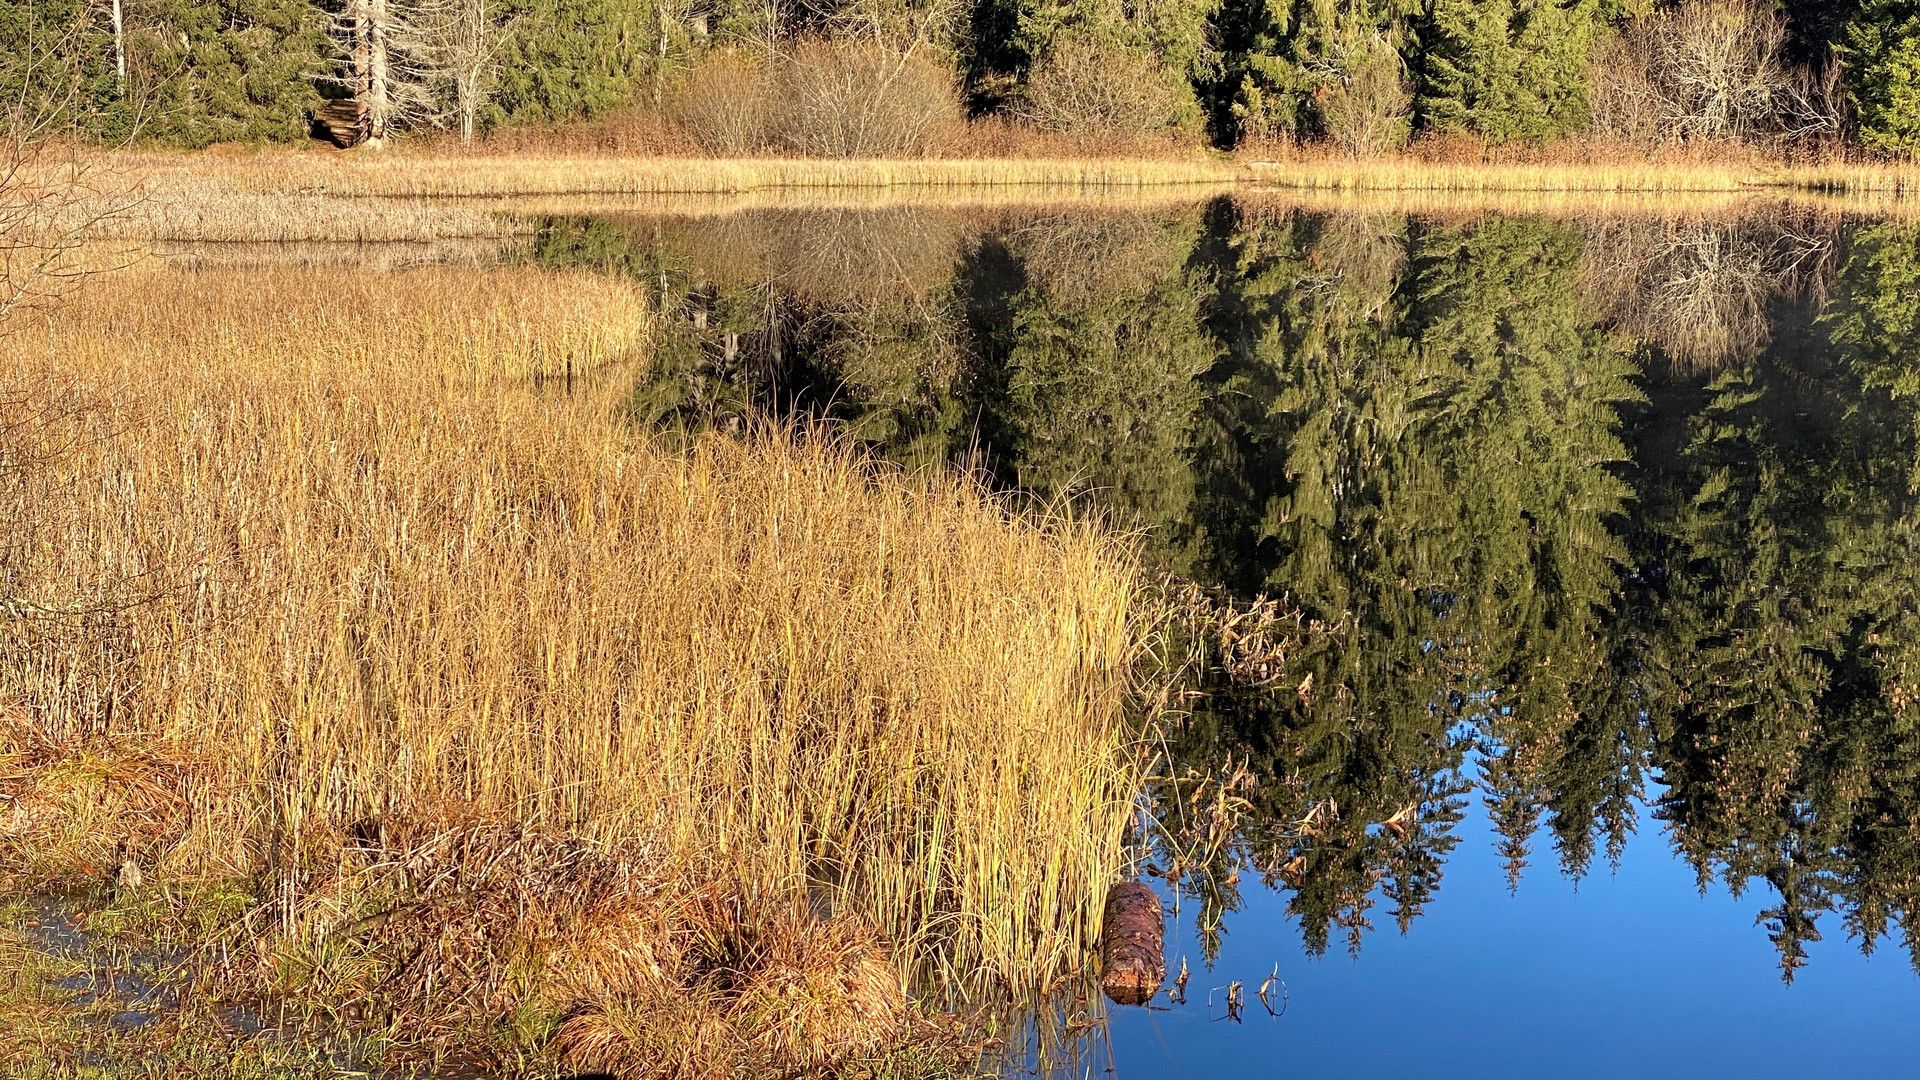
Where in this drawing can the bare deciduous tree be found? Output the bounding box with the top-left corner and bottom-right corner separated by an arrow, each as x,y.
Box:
776,38 -> 958,156
674,41 -> 961,157
802,0 -> 966,53
438,0 -> 520,144
1589,0 -> 1843,148
1,17 -> 139,331
1314,32 -> 1412,157
1023,34 -> 1182,137
331,0 -> 519,145
337,0 -> 443,144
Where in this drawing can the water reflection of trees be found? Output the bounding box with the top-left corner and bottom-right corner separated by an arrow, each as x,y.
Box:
528,201 -> 1920,981
1579,208 -> 1840,369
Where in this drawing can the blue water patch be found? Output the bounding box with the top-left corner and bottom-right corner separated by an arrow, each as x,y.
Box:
1110,795 -> 1920,1079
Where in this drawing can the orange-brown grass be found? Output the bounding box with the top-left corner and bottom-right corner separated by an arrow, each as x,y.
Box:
1,261 -> 1144,1072
408,105 -> 1205,162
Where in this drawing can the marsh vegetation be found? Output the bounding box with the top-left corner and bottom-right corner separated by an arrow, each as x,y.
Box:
2,254 -> 1150,1076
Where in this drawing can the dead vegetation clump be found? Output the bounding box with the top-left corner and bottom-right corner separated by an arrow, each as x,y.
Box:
0,714 -> 189,886
551,898 -> 909,1078
263,814 -> 914,1077
1153,574 -> 1333,691
673,42 -> 962,158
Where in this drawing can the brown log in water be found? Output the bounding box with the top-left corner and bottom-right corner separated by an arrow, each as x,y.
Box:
1100,881 -> 1164,1005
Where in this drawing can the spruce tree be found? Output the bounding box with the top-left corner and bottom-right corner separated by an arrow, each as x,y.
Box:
1416,0 -> 1620,142
1,0 -> 326,144
487,0 -> 654,124
1849,0 -> 1920,155
1206,0 -> 1420,148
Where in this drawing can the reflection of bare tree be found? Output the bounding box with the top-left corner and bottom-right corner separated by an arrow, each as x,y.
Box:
1579,209 -> 1839,369
591,208 -> 987,438
1017,209 -> 1187,303
1299,211 -> 1405,318
650,206 -> 974,305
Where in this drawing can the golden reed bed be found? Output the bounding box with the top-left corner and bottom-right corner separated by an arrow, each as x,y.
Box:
68,150 -> 1916,246
1,262 -> 1147,1075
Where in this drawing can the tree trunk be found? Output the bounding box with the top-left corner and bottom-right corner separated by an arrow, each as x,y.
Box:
1099,882 -> 1164,1006
459,72 -> 476,143
111,0 -> 126,95
367,0 -> 392,143
348,0 -> 375,143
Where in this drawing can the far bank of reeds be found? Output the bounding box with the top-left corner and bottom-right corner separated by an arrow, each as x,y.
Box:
70,146 -> 1915,248
1,262 -> 1148,1075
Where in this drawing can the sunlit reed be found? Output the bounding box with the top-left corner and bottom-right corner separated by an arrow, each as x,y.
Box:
2,264 -> 1148,1065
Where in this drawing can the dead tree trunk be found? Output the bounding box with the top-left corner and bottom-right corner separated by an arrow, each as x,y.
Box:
1100,882 -> 1164,1005
367,0 -> 393,143
110,0 -> 126,94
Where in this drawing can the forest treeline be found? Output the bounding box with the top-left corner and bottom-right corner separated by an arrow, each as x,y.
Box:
3,0 -> 1918,154
535,200 -> 1920,979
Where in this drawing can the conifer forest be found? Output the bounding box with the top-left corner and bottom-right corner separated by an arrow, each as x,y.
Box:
6,0 -> 1920,154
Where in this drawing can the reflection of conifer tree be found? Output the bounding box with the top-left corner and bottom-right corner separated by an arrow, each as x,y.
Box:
1634,266 -> 1920,977
1161,207 -> 1644,956
959,207 -> 1223,575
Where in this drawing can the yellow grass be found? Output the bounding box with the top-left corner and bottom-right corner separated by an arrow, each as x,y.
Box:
11,262 -> 650,380
2,262 -> 1148,1066
121,150 -> 1244,198
1776,161 -> 1920,195
64,148 -> 1916,245
1239,151 -> 1920,197
1243,158 -> 1762,192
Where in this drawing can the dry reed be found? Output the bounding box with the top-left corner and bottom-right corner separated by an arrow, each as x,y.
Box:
61,147 -> 1920,248
121,151 -> 1244,199
1,261 -> 1145,1070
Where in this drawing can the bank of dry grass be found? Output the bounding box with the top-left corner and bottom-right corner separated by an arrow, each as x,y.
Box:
0,262 -> 1146,1075
1237,139 -> 1920,197
126,151 -> 1243,198
25,141 -> 1903,246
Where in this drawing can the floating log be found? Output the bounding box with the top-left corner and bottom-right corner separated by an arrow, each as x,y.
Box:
313,99 -> 368,148
1099,881 -> 1164,1006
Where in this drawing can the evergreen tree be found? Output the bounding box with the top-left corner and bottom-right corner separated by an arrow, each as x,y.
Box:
1416,0 -> 1619,141
0,0 -> 327,145
1849,1 -> 1920,156
1205,0 -> 1419,147
488,0 -> 655,124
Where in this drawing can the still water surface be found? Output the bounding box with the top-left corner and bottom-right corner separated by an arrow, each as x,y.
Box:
519,196 -> 1920,1075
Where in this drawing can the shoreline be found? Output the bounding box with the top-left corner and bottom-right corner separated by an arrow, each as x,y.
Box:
113,150 -> 1920,198
81,152 -> 1920,244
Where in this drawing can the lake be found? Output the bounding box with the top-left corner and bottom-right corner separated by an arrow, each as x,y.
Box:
506,193 -> 1920,1078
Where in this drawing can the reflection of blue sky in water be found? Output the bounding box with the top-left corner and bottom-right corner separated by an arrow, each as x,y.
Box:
1110,790 -> 1920,1079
